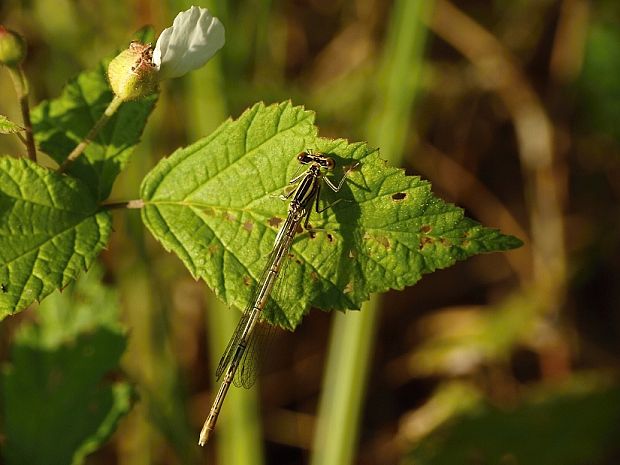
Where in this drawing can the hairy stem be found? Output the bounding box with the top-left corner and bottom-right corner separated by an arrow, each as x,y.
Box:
58,95 -> 123,173
8,66 -> 36,161
102,199 -> 145,210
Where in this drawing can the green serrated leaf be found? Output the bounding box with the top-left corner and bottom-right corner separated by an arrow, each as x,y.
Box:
31,60 -> 156,201
1,266 -> 132,465
141,101 -> 522,329
0,157 -> 111,318
0,115 -> 24,134
1,329 -> 130,465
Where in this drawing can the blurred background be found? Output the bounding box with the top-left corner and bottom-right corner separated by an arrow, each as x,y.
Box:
1,0 -> 620,464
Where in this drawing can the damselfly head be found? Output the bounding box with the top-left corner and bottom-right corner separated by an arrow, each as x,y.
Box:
297,151 -> 335,170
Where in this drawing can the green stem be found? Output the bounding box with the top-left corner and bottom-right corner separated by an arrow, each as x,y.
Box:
311,297 -> 380,465
8,66 -> 36,161
58,95 -> 123,173
310,1 -> 432,464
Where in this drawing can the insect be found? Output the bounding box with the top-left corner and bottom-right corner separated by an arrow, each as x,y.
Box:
199,151 -> 357,445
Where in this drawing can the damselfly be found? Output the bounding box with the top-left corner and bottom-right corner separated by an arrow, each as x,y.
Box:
199,151 -> 356,445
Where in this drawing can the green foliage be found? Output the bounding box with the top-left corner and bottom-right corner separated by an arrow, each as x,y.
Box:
0,267 -> 132,465
141,101 -> 522,329
0,157 -> 111,318
31,61 -> 156,200
405,382 -> 620,465
0,115 -> 23,134
578,18 -> 620,141
408,290 -> 542,377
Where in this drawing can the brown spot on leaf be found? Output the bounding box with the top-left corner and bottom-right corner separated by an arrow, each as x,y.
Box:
420,224 -> 432,234
208,244 -> 220,255
419,236 -> 433,250
309,230 -> 317,239
223,212 -> 236,222
268,217 -> 283,228
375,235 -> 390,250
243,275 -> 252,287
243,221 -> 254,232
310,271 -> 319,282
392,192 -> 407,201
326,233 -> 334,243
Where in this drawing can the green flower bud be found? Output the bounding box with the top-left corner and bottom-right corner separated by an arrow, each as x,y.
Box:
0,26 -> 26,67
107,42 -> 158,101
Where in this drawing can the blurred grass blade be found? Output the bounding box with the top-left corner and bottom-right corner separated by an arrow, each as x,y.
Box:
175,0 -> 264,461
311,1 -> 434,464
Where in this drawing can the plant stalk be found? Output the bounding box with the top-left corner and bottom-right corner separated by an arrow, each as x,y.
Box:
102,199 -> 145,210
58,95 -> 123,173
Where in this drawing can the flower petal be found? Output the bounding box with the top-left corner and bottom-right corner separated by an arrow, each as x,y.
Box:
153,6 -> 225,79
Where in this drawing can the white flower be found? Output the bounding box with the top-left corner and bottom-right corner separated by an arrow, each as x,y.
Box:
153,6 -> 225,80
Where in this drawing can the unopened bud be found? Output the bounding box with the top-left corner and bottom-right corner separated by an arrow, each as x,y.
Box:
0,26 -> 26,67
107,42 -> 158,101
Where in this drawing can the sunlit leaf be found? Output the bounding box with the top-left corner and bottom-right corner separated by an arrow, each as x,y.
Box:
0,158 -> 111,318
141,102 -> 522,329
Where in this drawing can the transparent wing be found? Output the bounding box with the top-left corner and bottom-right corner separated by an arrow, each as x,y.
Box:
215,302 -> 254,380
234,318 -> 276,388
215,216 -> 299,384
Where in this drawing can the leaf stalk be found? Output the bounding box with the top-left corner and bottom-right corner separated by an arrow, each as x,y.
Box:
102,199 -> 145,210
58,95 -> 123,173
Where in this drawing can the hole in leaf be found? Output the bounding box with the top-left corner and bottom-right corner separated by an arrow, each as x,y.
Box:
326,233 -> 334,243
392,192 -> 407,201
1,283 -> 7,293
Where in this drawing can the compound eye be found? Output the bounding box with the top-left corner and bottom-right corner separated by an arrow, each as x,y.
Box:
297,152 -> 310,164
324,158 -> 335,170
